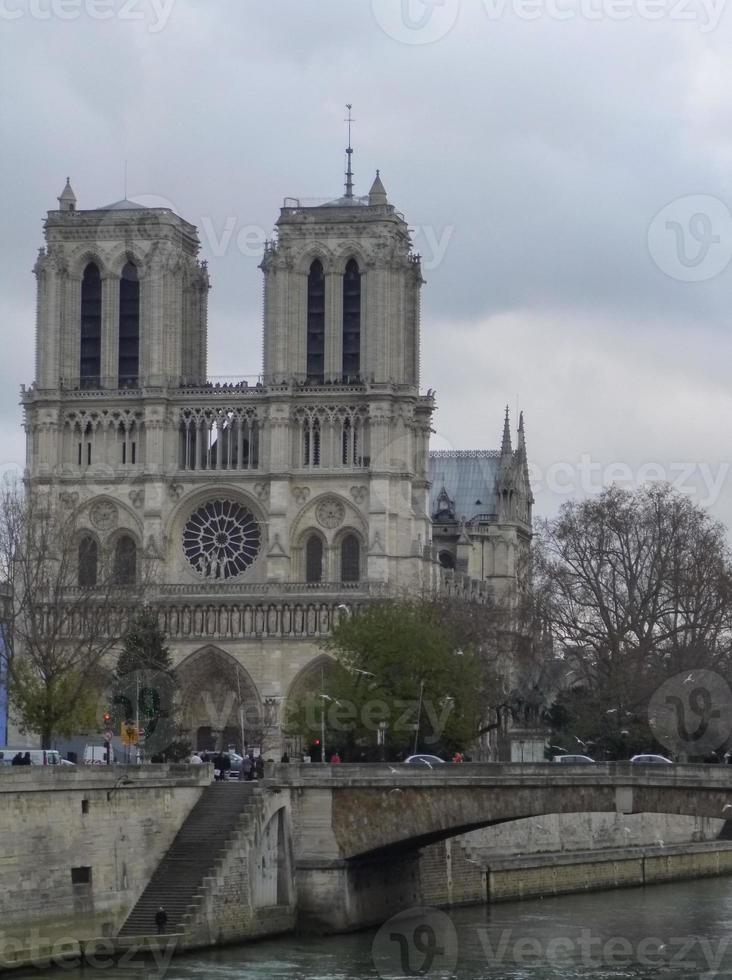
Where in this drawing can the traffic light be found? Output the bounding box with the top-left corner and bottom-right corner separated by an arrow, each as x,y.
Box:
103,712 -> 111,724
314,739 -> 320,746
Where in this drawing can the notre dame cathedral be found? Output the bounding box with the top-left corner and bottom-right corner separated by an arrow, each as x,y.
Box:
20,155 -> 533,758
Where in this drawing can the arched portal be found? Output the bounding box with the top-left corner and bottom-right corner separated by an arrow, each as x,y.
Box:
176,646 -> 263,753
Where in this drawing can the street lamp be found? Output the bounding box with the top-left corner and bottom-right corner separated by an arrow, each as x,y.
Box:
317,692 -> 341,764
413,679 -> 425,755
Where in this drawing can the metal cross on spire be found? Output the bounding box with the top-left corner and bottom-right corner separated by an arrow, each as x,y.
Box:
344,103 -> 355,199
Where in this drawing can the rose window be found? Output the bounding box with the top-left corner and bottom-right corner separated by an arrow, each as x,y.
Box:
183,499 -> 261,580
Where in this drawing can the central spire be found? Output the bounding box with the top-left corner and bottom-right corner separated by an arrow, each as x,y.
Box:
344,103 -> 355,199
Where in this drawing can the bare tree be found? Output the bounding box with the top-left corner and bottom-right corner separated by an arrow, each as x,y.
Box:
428,563 -> 558,758
0,480 -> 141,748
535,483 -> 732,743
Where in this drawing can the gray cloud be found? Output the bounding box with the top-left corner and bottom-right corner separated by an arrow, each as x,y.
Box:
1,0 -> 731,526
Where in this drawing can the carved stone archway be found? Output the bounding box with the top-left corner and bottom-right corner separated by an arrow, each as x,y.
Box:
176,645 -> 262,753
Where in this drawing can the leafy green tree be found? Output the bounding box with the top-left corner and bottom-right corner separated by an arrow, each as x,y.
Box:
286,600 -> 483,760
113,609 -> 178,756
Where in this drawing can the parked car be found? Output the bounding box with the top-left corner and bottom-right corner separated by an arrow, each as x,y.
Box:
553,754 -> 595,764
405,754 -> 445,766
630,754 -> 673,764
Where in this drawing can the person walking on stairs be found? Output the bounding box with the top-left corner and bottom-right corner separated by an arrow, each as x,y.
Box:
155,906 -> 168,935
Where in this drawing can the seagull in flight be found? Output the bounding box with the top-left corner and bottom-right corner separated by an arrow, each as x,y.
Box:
318,694 -> 343,706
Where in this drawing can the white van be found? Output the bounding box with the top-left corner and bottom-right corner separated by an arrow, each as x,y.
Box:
83,744 -> 116,765
0,748 -> 61,766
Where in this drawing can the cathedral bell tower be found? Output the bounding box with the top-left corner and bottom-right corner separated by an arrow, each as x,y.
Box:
258,124 -> 434,590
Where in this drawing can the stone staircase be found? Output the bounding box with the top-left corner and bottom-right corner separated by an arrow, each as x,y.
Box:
118,781 -> 261,939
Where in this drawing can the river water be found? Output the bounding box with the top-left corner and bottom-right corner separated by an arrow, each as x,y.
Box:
19,877 -> 732,978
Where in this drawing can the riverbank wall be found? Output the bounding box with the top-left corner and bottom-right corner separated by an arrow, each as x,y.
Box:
418,837 -> 732,907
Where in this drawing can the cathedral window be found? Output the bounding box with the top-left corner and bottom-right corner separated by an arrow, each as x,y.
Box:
341,417 -> 359,466
340,534 -> 360,583
342,259 -> 361,379
182,499 -> 262,580
113,536 -> 137,586
306,260 -> 325,383
80,263 -> 102,387
303,419 -> 321,467
438,550 -> 456,570
305,535 -> 324,584
118,261 -> 140,387
78,536 -> 98,588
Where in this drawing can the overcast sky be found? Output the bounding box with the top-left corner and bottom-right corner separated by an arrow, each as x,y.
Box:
1,0 -> 731,528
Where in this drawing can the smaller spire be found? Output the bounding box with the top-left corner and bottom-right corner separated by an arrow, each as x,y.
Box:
369,170 -> 388,206
518,411 -> 526,455
501,405 -> 512,456
57,177 -> 76,212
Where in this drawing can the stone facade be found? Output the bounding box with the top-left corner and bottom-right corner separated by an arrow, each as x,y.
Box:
20,168 -> 532,756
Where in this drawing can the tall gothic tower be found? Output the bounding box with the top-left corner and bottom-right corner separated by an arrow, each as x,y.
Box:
22,162 -> 436,755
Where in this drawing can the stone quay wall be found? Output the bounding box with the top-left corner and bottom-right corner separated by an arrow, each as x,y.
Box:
0,767 -> 209,968
418,837 -> 732,908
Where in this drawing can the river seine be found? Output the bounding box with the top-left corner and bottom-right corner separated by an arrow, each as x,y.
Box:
20,876 -> 732,978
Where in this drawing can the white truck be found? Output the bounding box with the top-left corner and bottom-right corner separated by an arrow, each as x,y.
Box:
83,744 -> 117,765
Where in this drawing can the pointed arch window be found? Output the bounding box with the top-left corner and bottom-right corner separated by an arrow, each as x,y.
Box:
305,535 -> 324,584
119,261 -> 140,387
340,534 -> 360,583
307,260 -> 325,383
80,263 -> 102,387
78,536 -> 98,588
303,418 -> 321,467
342,258 -> 361,379
113,535 -> 137,586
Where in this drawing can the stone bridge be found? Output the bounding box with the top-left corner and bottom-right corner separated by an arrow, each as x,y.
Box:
271,762 -> 732,930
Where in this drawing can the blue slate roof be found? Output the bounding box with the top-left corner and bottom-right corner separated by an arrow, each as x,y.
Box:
429,451 -> 501,522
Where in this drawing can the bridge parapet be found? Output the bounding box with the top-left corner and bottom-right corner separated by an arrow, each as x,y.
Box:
269,761 -> 732,790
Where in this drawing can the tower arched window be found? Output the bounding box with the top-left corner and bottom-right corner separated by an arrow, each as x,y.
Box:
342,258 -> 361,379
113,535 -> 137,586
119,261 -> 140,387
78,536 -> 98,588
305,535 -> 323,584
80,263 -> 102,387
340,534 -> 360,583
438,550 -> 456,571
307,260 -> 325,383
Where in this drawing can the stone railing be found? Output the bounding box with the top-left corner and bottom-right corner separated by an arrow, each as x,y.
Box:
50,582 -> 390,641
154,581 -> 387,597
436,568 -> 494,604
152,595 -> 377,641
